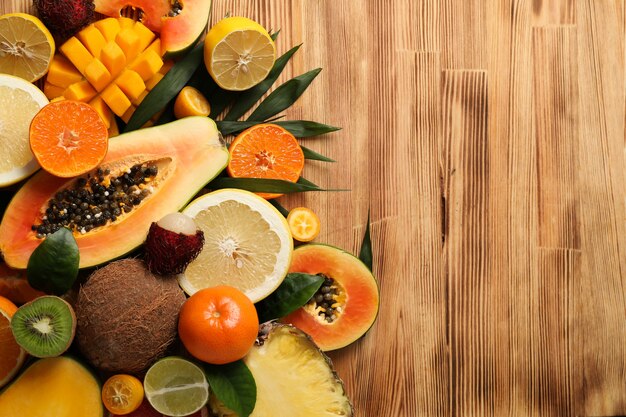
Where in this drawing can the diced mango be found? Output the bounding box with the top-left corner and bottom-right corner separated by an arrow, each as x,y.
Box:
159,60 -> 174,75
94,18 -> 121,43
129,49 -> 163,81
43,82 -> 66,100
60,37 -> 93,74
88,97 -> 113,129
132,90 -> 148,107
46,55 -> 84,88
118,17 -> 135,30
101,84 -> 132,117
115,70 -> 146,102
108,118 -> 119,138
84,59 -> 112,92
145,72 -> 164,91
133,21 -> 156,53
121,105 -> 136,123
116,28 -> 141,61
100,42 -> 126,78
145,39 -> 161,56
77,25 -> 106,57
64,80 -> 97,102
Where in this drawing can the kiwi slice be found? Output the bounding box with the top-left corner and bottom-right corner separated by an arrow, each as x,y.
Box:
11,296 -> 76,358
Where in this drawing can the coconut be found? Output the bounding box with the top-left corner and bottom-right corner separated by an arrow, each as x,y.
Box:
144,213 -> 204,275
76,258 -> 186,374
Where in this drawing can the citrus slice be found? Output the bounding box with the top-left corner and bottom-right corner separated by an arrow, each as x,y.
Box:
102,374 -> 145,415
287,207 -> 321,242
227,123 -> 305,199
174,86 -> 211,119
204,16 -> 276,91
179,189 -> 293,303
0,13 -> 55,82
0,74 -> 48,187
143,357 -> 209,417
29,100 -> 109,178
0,296 -> 27,389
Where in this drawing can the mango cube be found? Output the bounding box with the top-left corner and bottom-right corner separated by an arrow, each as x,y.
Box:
77,25 -> 106,57
130,49 -> 163,81
84,59 -> 112,92
121,105 -> 136,124
60,37 -> 93,74
43,82 -> 66,100
115,70 -> 146,102
132,90 -> 148,107
116,28 -> 141,62
145,72 -> 164,91
64,80 -> 97,102
133,22 -> 156,53
88,97 -> 114,129
46,55 -> 83,88
100,42 -> 126,78
101,84 -> 132,117
94,18 -> 121,42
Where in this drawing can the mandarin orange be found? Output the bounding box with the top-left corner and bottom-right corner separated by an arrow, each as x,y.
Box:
0,296 -> 27,389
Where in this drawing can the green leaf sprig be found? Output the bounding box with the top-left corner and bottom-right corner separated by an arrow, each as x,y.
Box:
209,177 -> 347,194
204,360 -> 256,417
358,210 -> 373,271
255,273 -> 324,323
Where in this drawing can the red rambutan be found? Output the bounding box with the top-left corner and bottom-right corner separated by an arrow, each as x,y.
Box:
33,0 -> 95,40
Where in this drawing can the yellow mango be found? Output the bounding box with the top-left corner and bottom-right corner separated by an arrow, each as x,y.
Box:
88,96 -> 114,129
46,55 -> 83,88
118,17 -> 135,30
101,83 -> 131,117
129,49 -> 163,81
145,72 -> 164,91
84,59 -> 112,92
115,69 -> 146,102
116,28 -> 141,61
132,90 -> 148,107
133,21 -> 156,53
60,37 -> 93,74
43,82 -> 66,100
121,105 -> 136,123
64,80 -> 97,102
77,25 -> 106,57
94,18 -> 121,42
100,42 -> 126,78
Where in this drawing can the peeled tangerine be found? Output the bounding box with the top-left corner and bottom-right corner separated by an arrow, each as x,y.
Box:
43,17 -> 174,133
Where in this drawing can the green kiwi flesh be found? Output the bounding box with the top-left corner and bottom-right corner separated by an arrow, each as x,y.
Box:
11,296 -> 76,358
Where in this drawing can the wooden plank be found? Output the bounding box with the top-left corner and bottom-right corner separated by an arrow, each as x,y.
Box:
441,70 -> 492,416
532,0 -> 575,26
441,0 -> 487,69
576,1 -> 626,415
532,26 -> 580,250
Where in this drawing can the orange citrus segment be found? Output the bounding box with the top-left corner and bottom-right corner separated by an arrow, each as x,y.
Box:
174,86 -> 211,119
0,13 -> 55,82
287,207 -> 321,242
30,101 -> 109,178
102,374 -> 144,415
0,296 -> 27,389
227,124 -> 305,199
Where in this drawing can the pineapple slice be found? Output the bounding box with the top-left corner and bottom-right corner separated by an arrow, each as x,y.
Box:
209,323 -> 353,417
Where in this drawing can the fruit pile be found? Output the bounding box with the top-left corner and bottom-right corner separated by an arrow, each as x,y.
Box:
0,2 -> 379,417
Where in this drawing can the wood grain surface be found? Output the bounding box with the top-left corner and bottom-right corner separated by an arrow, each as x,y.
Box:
3,0 -> 626,416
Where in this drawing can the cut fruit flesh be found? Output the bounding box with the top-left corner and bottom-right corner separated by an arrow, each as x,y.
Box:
44,17 -> 172,125
0,75 -> 49,187
287,207 -> 321,242
0,13 -> 55,82
179,189 -> 292,303
0,297 -> 26,389
0,117 -> 229,269
209,323 -> 353,417
205,17 -> 276,91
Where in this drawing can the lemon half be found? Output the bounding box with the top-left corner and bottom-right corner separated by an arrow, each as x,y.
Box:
0,74 -> 48,187
179,188 -> 292,302
204,16 -> 276,91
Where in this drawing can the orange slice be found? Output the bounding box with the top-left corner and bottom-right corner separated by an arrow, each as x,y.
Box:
102,374 -> 144,415
0,296 -> 27,389
30,101 -> 109,178
287,207 -> 321,242
227,124 -> 305,199
174,86 -> 211,119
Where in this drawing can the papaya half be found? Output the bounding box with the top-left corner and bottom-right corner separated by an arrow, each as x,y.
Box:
281,244 -> 380,351
0,117 -> 229,269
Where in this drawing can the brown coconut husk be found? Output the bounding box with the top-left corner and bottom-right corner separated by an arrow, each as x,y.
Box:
76,258 -> 186,375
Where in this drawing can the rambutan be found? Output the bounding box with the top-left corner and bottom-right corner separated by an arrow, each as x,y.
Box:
144,213 -> 205,275
33,0 -> 95,41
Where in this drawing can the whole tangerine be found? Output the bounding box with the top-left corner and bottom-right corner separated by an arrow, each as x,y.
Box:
178,286 -> 259,365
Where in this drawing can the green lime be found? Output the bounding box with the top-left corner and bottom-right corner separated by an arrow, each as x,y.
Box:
143,357 -> 209,416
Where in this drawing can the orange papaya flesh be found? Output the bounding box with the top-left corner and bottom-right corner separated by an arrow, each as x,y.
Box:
0,117 -> 229,269
281,244 -> 380,351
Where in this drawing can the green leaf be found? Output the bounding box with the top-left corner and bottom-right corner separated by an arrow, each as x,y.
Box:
204,361 -> 256,417
359,210 -> 373,271
210,177 -> 329,193
216,120 -> 259,136
125,42 -> 204,132
269,199 -> 289,217
27,228 -> 79,295
247,68 -> 322,121
297,177 -> 318,187
224,44 -> 302,121
275,120 -> 340,138
301,145 -> 335,162
270,29 -> 281,41
255,273 -> 324,323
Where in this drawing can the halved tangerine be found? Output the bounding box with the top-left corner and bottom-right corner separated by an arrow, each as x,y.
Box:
0,296 -> 27,389
227,124 -> 305,199
30,100 -> 108,178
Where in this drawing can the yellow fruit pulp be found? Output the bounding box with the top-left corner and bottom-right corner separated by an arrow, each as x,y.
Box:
205,16 -> 276,91
287,207 -> 321,242
0,13 -> 55,82
174,86 -> 211,119
44,17 -> 173,130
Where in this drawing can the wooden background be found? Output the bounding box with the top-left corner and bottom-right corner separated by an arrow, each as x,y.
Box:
5,0 -> 626,416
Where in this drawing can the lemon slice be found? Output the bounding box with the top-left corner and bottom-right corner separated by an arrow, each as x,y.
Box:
180,188 -> 292,302
204,16 -> 276,91
144,357 -> 209,417
0,13 -> 55,82
0,74 -> 48,187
